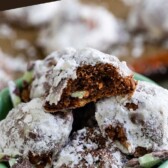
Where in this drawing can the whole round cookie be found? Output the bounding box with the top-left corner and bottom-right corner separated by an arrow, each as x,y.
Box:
38,0 -> 121,53
54,127 -> 126,168
0,98 -> 73,167
96,81 -> 168,154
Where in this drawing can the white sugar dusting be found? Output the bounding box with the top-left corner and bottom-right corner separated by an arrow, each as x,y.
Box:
54,127 -> 125,167
38,0 -> 120,53
96,81 -> 168,154
30,48 -> 133,106
0,98 -> 73,156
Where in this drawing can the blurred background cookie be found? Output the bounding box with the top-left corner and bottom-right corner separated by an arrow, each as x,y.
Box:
0,50 -> 26,89
37,0 -> 125,54
1,2 -> 60,28
0,0 -> 167,89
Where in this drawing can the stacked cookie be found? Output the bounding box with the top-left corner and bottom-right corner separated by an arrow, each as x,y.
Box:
0,48 -> 168,168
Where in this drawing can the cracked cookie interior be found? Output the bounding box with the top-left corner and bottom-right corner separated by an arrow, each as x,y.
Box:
44,63 -> 136,112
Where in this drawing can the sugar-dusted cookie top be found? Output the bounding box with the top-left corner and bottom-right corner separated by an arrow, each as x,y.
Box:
54,127 -> 126,168
30,48 -> 136,112
38,0 -> 121,53
96,81 -> 168,154
0,98 -> 73,167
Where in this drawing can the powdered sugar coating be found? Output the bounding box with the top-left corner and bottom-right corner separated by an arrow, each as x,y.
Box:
30,60 -> 50,98
38,0 -> 120,52
96,81 -> 168,154
30,48 -> 133,106
3,2 -> 60,27
0,98 -> 73,157
54,127 -> 125,168
128,0 -> 168,40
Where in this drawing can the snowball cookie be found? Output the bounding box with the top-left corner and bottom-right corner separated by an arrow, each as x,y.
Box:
2,1 -> 60,28
128,0 -> 168,40
54,127 -> 126,168
30,48 -> 136,112
38,0 -> 120,53
96,81 -> 168,154
0,98 -> 73,167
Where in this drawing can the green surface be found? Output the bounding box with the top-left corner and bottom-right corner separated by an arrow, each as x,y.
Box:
0,163 -> 7,168
0,78 -> 23,121
159,160 -> 168,168
159,80 -> 168,89
134,73 -> 157,85
139,154 -> 161,168
0,73 -> 156,121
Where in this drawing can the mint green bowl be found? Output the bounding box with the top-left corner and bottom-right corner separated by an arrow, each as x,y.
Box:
0,73 -> 156,121
0,78 -> 23,121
